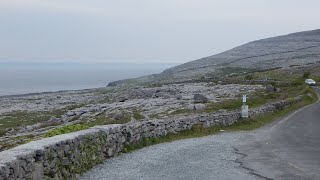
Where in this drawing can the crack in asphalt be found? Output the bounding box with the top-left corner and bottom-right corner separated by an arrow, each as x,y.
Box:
233,147 -> 274,180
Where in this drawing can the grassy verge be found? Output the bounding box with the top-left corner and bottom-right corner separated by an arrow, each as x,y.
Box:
123,91 -> 317,153
169,83 -> 309,117
44,124 -> 90,137
0,104 -> 84,137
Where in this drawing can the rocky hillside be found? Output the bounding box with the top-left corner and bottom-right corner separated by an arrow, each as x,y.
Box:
108,29 -> 320,86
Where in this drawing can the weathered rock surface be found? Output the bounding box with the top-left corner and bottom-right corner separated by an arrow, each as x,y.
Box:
266,84 -> 276,93
194,104 -> 206,111
0,83 -> 263,151
113,111 -> 124,120
0,97 -> 301,180
194,94 -> 208,103
108,29 -> 320,86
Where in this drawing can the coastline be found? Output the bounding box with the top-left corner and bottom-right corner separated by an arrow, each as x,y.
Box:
0,86 -> 106,99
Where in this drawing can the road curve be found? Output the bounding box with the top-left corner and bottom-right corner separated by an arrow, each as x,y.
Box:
81,87 -> 320,180
237,87 -> 320,180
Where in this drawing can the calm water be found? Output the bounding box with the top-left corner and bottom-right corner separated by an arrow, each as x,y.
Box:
0,63 -> 174,96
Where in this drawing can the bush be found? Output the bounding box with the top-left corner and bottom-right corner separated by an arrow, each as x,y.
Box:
268,81 -> 276,87
133,111 -> 145,120
303,71 -> 311,79
245,74 -> 254,80
0,129 -> 7,137
44,124 -> 89,137
291,78 -> 303,87
303,86 -> 314,94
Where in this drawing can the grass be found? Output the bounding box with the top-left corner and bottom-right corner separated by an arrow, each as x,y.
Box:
123,89 -> 318,153
235,68 -> 300,82
0,104 -> 84,137
169,84 -> 306,116
166,82 -> 310,118
44,124 -> 90,137
81,114 -> 131,127
94,88 -> 113,95
133,111 -> 145,120
29,113 -> 132,139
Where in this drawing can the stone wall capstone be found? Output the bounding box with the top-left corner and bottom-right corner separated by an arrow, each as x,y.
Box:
0,98 -> 301,180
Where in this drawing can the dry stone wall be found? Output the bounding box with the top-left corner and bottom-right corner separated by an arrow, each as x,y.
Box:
0,98 -> 301,180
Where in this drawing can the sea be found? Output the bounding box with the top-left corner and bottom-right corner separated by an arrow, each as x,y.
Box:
0,63 -> 175,96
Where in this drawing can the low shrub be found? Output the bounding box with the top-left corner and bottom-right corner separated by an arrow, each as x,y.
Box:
133,111 -> 145,120
44,124 -> 89,137
291,78 -> 304,87
303,71 -> 311,79
245,74 -> 254,80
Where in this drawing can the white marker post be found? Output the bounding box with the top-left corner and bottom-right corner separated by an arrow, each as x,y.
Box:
241,95 -> 249,118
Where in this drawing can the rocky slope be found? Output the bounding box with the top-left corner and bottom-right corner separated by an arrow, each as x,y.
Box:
108,29 -> 320,86
0,83 -> 263,151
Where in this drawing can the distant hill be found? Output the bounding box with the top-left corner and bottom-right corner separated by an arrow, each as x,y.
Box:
108,29 -> 320,86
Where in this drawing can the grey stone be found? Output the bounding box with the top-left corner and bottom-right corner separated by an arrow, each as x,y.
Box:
118,97 -> 128,102
194,94 -> 208,103
114,111 -> 124,120
108,29 -> 320,86
75,111 -> 86,116
194,104 -> 206,111
186,104 -> 195,111
66,111 -> 76,117
176,95 -> 182,100
266,85 -> 276,93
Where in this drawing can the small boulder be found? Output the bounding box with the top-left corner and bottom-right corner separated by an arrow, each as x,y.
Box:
49,117 -> 63,123
176,94 -> 182,100
118,96 -> 128,102
75,111 -> 86,116
194,94 -> 208,103
66,111 -> 76,117
194,104 -> 206,111
187,104 -> 195,111
114,111 -> 124,120
266,85 -> 276,93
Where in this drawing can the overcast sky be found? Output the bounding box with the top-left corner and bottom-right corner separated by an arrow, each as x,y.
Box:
0,0 -> 320,64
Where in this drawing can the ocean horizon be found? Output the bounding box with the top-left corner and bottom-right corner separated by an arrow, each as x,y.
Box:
0,62 -> 175,96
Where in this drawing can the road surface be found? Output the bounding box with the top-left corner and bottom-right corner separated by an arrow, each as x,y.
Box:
81,87 -> 320,180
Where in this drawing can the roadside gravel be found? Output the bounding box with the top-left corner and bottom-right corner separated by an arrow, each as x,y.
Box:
81,132 -> 259,180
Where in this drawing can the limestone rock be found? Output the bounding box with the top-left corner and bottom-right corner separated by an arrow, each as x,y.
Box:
176,94 -> 182,100
118,97 -> 128,102
194,94 -> 208,103
114,111 -> 124,120
266,85 -> 276,93
66,111 -> 76,117
194,104 -> 206,111
186,104 -> 195,111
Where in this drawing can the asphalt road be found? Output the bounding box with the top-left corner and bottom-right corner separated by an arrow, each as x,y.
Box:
237,87 -> 320,180
81,87 -> 320,180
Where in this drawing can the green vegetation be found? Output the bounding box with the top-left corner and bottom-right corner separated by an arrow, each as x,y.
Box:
44,124 -> 89,137
311,75 -> 320,84
242,68 -> 299,81
0,104 -> 84,137
43,113 -> 133,137
0,111 -> 52,137
303,71 -> 311,79
81,114 -> 131,127
95,88 -> 113,95
216,67 -> 254,76
148,113 -> 160,119
291,78 -> 304,87
169,81 -> 311,116
133,111 -> 145,120
245,74 -> 254,80
123,90 -> 317,153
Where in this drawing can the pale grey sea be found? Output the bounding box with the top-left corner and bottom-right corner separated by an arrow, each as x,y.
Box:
0,63 -> 174,96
